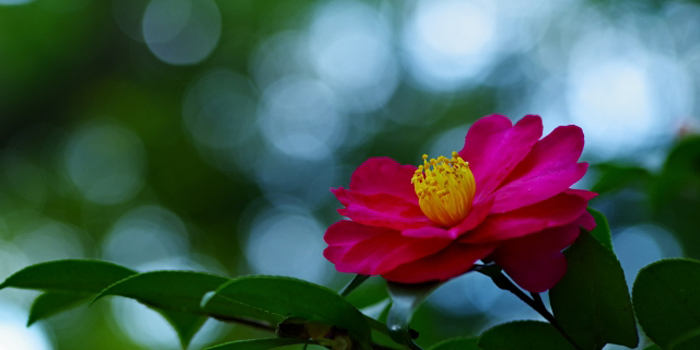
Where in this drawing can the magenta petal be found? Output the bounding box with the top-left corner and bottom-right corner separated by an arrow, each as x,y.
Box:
333,188 -> 430,230
447,196 -> 495,238
381,243 -> 497,283
572,210 -> 596,231
401,196 -> 495,240
349,157 -> 418,204
459,115 -> 543,201
325,220 -> 383,245
492,125 -> 587,213
401,226 -> 453,239
339,205 -> 430,230
492,163 -> 588,213
565,188 -> 598,201
324,221 -> 451,276
460,192 -> 588,243
491,225 -> 580,292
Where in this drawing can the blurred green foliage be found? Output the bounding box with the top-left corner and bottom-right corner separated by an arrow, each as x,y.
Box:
1,0 -> 700,349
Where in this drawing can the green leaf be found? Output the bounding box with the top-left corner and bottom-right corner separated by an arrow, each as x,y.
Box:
340,275 -> 370,297
550,230 -> 638,350
364,315 -> 403,350
652,136 -> 700,258
1,261 -> 208,349
27,292 -> 91,326
478,321 -> 575,350
345,277 -> 389,311
429,337 -> 480,350
157,309 -> 209,350
669,331 -> 700,350
587,208 -> 613,251
0,259 -> 136,293
91,270 -> 234,349
643,345 -> 661,350
205,338 -> 314,350
591,163 -> 652,196
632,259 -> 700,350
386,281 -> 441,347
0,260 -> 137,328
202,275 -> 372,349
92,270 -> 229,313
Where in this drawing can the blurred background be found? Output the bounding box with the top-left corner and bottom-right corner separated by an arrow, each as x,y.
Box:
0,0 -> 699,349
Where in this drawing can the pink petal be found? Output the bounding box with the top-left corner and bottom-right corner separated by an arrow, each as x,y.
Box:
381,242 -> 497,283
399,196 -> 495,240
460,192 -> 588,243
572,210 -> 596,231
565,189 -> 598,201
491,125 -> 587,213
459,115 -> 543,202
333,188 -> 430,231
401,226 -> 452,239
491,163 -> 589,213
446,196 -> 495,238
324,221 -> 451,276
325,220 -> 384,245
349,157 -> 418,204
491,224 -> 580,292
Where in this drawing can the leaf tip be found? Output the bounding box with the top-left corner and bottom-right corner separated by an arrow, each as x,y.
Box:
88,292 -> 107,307
178,337 -> 190,350
200,291 -> 216,309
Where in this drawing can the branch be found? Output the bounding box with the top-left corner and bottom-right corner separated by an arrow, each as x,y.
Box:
474,267 -> 584,350
212,314 -> 401,350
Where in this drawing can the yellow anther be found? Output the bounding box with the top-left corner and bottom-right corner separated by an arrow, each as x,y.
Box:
411,151 -> 476,227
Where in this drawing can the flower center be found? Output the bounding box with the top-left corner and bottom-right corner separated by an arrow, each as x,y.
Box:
411,151 -> 476,227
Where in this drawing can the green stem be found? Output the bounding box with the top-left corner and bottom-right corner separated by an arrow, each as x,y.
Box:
475,267 -> 584,350
527,291 -> 583,350
213,314 -> 398,350
405,341 -> 423,350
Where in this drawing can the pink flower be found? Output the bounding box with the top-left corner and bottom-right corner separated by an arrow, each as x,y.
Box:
323,115 -> 597,293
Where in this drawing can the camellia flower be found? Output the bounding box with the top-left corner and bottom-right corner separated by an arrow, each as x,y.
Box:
323,115 -> 596,292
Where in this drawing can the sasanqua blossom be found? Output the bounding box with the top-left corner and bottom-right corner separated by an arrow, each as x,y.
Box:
324,115 -> 596,292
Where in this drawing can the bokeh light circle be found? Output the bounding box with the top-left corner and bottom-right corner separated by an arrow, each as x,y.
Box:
243,206 -> 333,285
142,0 -> 222,65
64,123 -> 146,205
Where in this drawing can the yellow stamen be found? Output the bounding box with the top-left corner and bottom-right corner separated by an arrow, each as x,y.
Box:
411,151 -> 476,227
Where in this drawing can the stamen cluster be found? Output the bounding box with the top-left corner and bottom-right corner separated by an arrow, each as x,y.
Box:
411,151 -> 476,227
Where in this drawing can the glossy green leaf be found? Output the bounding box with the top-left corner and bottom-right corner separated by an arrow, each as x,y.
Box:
202,275 -> 372,348
27,292 -> 91,326
591,163 -> 652,196
669,332 -> 700,350
205,338 -> 314,350
345,277 -> 389,311
550,230 -> 638,350
0,260 -> 136,328
340,275 -> 370,297
0,259 -> 136,293
364,315 -> 403,350
157,309 -> 209,350
478,321 -> 575,350
588,208 -> 613,251
429,337 -> 480,350
92,270 -> 229,312
91,270 -> 235,348
652,136 -> 700,258
1,261 -> 207,349
633,259 -> 700,350
386,281 -> 441,347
